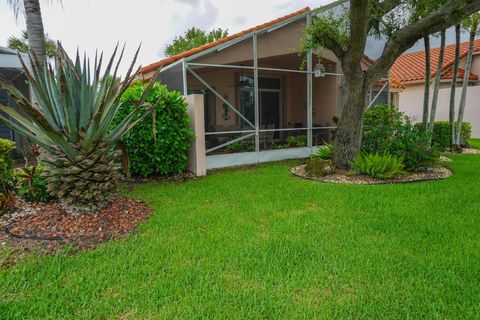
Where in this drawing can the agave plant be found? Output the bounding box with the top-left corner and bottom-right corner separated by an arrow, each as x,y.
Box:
0,44 -> 157,214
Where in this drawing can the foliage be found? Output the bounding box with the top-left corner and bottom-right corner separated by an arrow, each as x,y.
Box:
287,136 -> 307,148
304,158 -> 334,177
312,143 -> 334,160
352,152 -> 406,180
429,121 -> 472,150
165,27 -> 229,56
114,82 -> 193,177
0,44 -> 157,214
16,164 -> 53,203
363,105 -> 439,171
8,30 -> 57,58
0,138 -> 16,212
226,141 -> 245,153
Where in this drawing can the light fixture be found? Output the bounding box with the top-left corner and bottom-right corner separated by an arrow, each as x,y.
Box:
314,63 -> 326,78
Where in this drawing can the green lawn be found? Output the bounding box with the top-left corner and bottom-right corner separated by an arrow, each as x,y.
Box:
469,138 -> 480,150
2,155 -> 480,319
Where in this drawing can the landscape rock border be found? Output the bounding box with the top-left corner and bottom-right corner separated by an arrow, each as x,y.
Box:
290,165 -> 452,185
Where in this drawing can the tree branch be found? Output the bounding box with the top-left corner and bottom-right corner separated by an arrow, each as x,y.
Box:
366,0 -> 480,85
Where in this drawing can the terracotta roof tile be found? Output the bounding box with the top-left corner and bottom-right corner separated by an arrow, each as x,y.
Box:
392,38 -> 480,83
140,7 -> 310,74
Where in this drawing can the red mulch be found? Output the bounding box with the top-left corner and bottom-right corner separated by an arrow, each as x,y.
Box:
4,197 -> 152,250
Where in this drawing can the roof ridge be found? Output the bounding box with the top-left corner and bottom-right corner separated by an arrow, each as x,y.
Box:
140,7 -> 310,74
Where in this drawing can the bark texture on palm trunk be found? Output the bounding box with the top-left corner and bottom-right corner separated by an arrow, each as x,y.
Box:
456,31 -> 476,146
449,24 -> 461,146
429,30 -> 446,132
40,146 -> 121,214
422,36 -> 431,129
23,0 -> 47,66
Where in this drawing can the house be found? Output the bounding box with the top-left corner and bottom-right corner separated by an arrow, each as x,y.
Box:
139,4 -> 402,174
392,39 -> 480,137
0,46 -> 30,154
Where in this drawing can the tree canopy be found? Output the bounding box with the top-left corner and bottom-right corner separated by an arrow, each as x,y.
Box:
164,27 -> 228,57
7,30 -> 57,58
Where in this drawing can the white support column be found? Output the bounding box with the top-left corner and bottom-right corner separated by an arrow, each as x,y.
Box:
253,33 -> 260,160
182,59 -> 188,96
306,13 -> 313,150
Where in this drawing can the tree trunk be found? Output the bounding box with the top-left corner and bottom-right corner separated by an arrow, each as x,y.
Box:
449,24 -> 461,146
422,36 -> 431,129
428,29 -> 446,132
332,0 -> 369,169
455,31 -> 476,146
333,74 -> 367,169
23,0 -> 47,66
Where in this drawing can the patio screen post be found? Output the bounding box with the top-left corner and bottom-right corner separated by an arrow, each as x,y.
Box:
182,59 -> 188,96
306,13 -> 313,149
253,32 -> 260,158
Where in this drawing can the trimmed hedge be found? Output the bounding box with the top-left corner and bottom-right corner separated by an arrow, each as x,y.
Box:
430,121 -> 472,150
0,138 -> 16,212
113,82 -> 193,177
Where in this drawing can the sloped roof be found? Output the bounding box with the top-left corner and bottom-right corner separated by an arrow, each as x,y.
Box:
392,38 -> 480,83
140,7 -> 310,74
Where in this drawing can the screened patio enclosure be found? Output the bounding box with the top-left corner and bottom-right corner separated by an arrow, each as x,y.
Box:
143,3 -> 393,170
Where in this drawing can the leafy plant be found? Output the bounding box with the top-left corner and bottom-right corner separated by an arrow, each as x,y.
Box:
363,105 -> 439,171
0,138 -> 17,212
226,141 -> 245,153
113,82 -> 193,177
313,143 -> 334,160
428,121 -> 472,150
0,45 -> 158,214
17,164 -> 53,203
287,136 -> 307,148
352,152 -> 406,180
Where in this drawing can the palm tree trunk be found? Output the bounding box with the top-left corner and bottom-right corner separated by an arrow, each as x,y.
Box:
428,29 -> 446,132
455,30 -> 476,146
422,36 -> 431,129
449,24 -> 461,147
23,0 -> 46,66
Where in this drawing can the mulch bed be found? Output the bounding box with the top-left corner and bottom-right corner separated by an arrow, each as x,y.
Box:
291,165 -> 452,185
0,197 -> 152,257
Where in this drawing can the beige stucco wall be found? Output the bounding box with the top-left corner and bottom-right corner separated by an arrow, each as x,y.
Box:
399,82 -> 480,137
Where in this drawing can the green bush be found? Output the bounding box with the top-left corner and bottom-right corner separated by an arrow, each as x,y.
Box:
227,141 -> 245,153
113,82 -> 194,177
287,136 -> 307,148
352,152 -> 406,180
17,165 -> 53,203
0,139 -> 17,212
363,105 -> 439,171
428,121 -> 472,150
312,143 -> 334,160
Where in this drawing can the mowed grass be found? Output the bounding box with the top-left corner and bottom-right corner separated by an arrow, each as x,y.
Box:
469,138 -> 480,150
2,155 -> 480,319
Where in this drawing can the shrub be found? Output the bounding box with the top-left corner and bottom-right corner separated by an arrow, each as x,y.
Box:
363,105 -> 439,171
304,159 -> 334,177
312,143 -> 333,160
352,152 -> 406,180
114,82 -> 194,177
227,141 -> 245,153
17,165 -> 53,203
287,136 -> 307,148
428,121 -> 472,150
0,139 -> 17,212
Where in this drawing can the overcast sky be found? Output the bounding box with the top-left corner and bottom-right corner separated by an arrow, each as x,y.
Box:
0,0 -> 331,75
1,0 -> 469,76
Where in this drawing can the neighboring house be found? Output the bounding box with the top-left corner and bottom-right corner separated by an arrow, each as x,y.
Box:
0,46 -> 30,153
139,6 -> 402,172
392,39 -> 480,137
